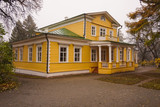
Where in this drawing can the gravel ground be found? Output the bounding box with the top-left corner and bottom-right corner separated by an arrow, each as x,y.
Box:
0,67 -> 160,107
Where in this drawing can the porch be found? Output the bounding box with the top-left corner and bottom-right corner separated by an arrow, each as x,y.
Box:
90,41 -> 138,74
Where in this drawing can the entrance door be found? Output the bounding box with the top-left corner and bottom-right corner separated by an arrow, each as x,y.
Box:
101,49 -> 106,61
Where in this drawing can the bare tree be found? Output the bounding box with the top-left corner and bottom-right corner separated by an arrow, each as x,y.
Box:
0,0 -> 42,28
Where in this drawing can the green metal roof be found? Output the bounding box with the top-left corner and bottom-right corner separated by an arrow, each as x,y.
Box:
49,28 -> 85,39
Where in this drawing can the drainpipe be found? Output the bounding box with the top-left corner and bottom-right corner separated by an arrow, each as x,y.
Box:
117,25 -> 122,37
83,13 -> 86,38
45,33 -> 49,74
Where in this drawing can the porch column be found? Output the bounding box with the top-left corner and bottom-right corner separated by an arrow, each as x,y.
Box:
109,45 -> 112,69
132,48 -> 134,67
98,45 -> 101,62
109,45 -> 112,63
98,45 -> 102,69
132,48 -> 134,62
116,46 -> 119,63
136,52 -> 138,64
116,46 -> 120,68
126,47 -> 129,67
126,47 -> 128,62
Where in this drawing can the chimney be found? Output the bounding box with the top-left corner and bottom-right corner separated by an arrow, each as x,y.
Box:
64,16 -> 68,20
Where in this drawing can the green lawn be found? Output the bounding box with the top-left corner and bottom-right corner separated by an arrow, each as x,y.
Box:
140,79 -> 160,90
98,74 -> 147,85
98,68 -> 160,90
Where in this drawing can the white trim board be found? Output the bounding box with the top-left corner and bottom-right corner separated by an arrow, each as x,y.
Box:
15,68 -> 89,78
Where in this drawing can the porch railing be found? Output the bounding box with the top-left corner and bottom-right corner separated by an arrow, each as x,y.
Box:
102,62 -> 108,68
112,62 -> 116,68
120,61 -> 126,67
129,62 -> 132,67
101,61 -> 134,69
109,36 -> 118,41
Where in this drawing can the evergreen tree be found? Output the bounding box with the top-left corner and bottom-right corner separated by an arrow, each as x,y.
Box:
10,15 -> 37,42
23,15 -> 37,38
10,20 -> 26,42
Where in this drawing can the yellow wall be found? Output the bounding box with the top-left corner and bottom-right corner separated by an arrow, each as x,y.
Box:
47,15 -> 118,41
49,41 -> 98,73
13,42 -> 47,72
13,40 -> 136,74
86,15 -> 117,41
48,21 -> 84,37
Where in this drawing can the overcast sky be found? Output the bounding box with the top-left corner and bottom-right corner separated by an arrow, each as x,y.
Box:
4,0 -> 141,41
33,0 -> 141,36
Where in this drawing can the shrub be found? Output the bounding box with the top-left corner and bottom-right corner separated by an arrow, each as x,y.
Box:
155,58 -> 160,68
0,42 -> 15,84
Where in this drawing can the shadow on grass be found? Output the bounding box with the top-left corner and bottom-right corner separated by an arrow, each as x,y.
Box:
98,74 -> 148,85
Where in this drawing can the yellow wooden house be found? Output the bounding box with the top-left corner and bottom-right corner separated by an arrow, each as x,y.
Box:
12,11 -> 138,77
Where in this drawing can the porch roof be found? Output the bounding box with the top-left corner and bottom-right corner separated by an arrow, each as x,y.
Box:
90,40 -> 135,47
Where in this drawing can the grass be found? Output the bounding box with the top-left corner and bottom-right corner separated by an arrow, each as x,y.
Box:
98,68 -> 160,90
140,79 -> 160,90
98,74 -> 147,85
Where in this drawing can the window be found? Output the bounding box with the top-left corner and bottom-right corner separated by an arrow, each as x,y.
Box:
91,26 -> 96,36
15,49 -> 18,61
109,30 -> 113,37
101,16 -> 106,21
19,48 -> 23,61
91,48 -> 97,62
60,46 -> 68,62
28,46 -> 32,62
127,49 -> 130,61
101,49 -> 106,61
111,49 -> 114,61
37,45 -> 42,62
74,47 -> 81,62
100,28 -> 106,37
120,49 -> 123,61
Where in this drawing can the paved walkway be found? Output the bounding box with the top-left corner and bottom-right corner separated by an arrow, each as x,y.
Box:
0,67 -> 160,107
135,66 -> 157,73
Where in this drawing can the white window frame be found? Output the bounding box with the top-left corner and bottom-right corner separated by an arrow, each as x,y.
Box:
19,47 -> 23,61
101,16 -> 106,21
15,48 -> 18,61
101,49 -> 106,61
120,49 -> 123,61
74,46 -> 82,62
91,48 -> 97,62
59,45 -> 68,63
109,30 -> 113,37
36,45 -> 42,62
28,46 -> 33,62
91,25 -> 96,36
100,27 -> 106,37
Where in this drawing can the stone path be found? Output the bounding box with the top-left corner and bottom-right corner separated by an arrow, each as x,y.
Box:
135,66 -> 157,73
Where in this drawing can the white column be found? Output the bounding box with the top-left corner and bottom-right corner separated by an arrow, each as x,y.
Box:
126,47 -> 128,62
98,45 -> 101,62
132,48 -> 134,62
116,46 -> 119,63
109,45 -> 112,63
136,52 -> 138,63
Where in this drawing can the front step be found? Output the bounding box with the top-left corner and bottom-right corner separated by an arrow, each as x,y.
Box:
92,67 -> 98,73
